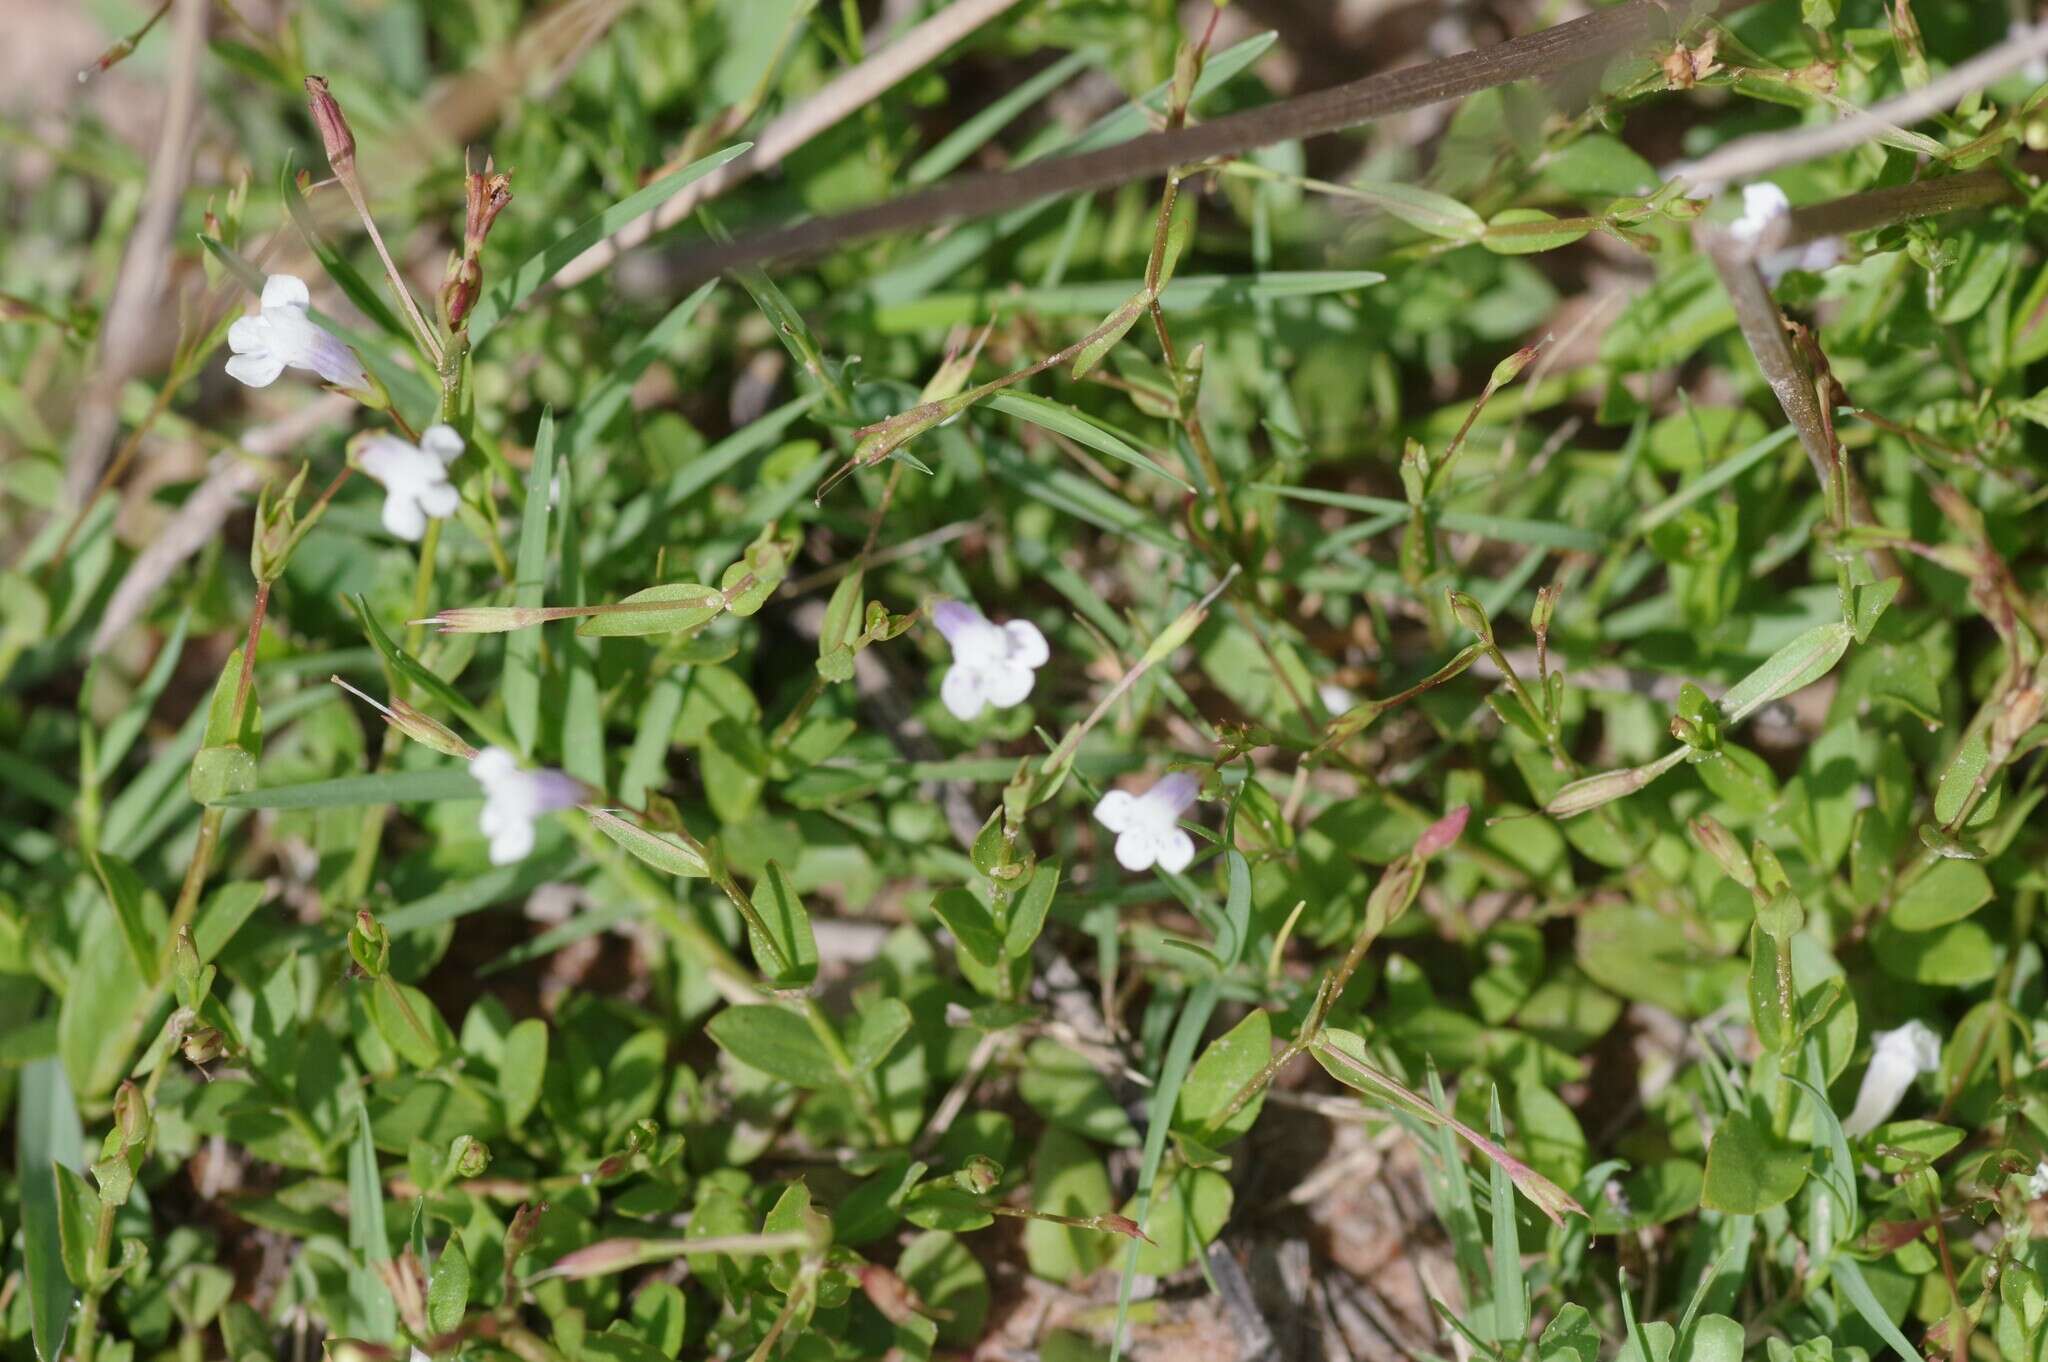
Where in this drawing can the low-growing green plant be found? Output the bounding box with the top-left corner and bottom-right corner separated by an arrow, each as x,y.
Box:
5,2 -> 2048,1361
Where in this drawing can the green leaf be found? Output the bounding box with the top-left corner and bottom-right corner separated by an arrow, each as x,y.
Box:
1351,179 -> 1485,240
347,1104 -> 397,1339
428,1236 -> 470,1334
1700,1109 -> 1808,1213
1720,622 -> 1853,723
1483,208 -> 1589,254
898,1230 -> 990,1347
499,1019 -> 548,1127
574,583 -> 726,638
1890,859 -> 1993,931
466,143 -> 751,345
586,810 -> 709,878
1834,1257 -> 1919,1362
846,996 -> 913,1073
1934,730 -> 1989,825
216,767 -> 481,809
705,1006 -> 842,1088
505,407 -> 557,754
1024,1126 -> 1117,1283
1005,859 -> 1061,960
983,391 -> 1194,491
18,1058 -> 83,1362
750,862 -> 819,987
1017,1039 -> 1139,1147
931,888 -> 1004,969
1172,1009 -> 1271,1143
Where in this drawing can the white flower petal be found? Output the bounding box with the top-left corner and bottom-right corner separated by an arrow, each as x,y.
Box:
420,423 -> 465,463
488,817 -> 536,865
1003,619 -> 1049,669
1144,771 -> 1202,817
415,480 -> 460,521
940,665 -> 987,720
224,350 -> 285,388
1115,827 -> 1159,872
227,314 -> 270,356
1731,182 -> 1791,241
1153,827 -> 1196,874
381,493 -> 428,542
1094,789 -> 1142,833
978,659 -> 1035,710
1841,1020 -> 1942,1136
261,273 -> 311,310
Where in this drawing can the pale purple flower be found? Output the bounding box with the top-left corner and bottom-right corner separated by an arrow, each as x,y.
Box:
357,423 -> 463,541
1841,1020 -> 1942,1137
225,273 -> 369,390
932,600 -> 1048,720
470,747 -> 581,865
1094,772 -> 1200,873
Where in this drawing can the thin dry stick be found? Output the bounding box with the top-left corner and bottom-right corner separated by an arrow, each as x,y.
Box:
1783,166 -> 2018,244
63,0 -> 207,506
1671,22 -> 2048,190
547,0 -> 1029,294
91,393 -> 355,650
615,0 -> 1754,289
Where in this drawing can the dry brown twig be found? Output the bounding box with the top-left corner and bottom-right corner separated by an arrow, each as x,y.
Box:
545,0 -> 1030,297
63,0 -> 206,507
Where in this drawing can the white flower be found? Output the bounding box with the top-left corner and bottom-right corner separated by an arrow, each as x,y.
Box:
2013,22 -> 2048,87
1728,183 -> 1843,285
1841,1020 -> 1942,1137
470,747 -> 581,865
357,424 -> 463,541
1094,772 -> 1201,874
931,599 -> 1048,720
225,274 -> 369,391
2027,1162 -> 2048,1201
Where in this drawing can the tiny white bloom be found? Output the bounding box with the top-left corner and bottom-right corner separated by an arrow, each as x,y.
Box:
2013,22 -> 2048,86
1841,1020 -> 1942,1137
470,746 -> 581,865
1728,183 -> 1842,286
358,423 -> 464,541
1094,771 -> 1201,874
225,273 -> 369,391
2028,1161 -> 2048,1201
931,599 -> 1048,720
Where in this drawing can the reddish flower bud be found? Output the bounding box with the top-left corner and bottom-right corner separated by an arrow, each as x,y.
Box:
1413,805 -> 1470,860
304,77 -> 357,179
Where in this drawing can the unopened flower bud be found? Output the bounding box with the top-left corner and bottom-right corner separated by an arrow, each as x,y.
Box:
389,698 -> 475,759
1413,805 -> 1469,860
415,606 -> 545,634
171,926 -> 202,997
449,1134 -> 491,1179
549,1237 -> 653,1280
958,1155 -> 1001,1195
1095,1213 -> 1148,1240
113,1081 -> 151,1147
1531,584 -> 1559,638
1545,765 -> 1649,818
181,1026 -> 226,1066
304,77 -> 357,180
1446,590 -> 1492,644
1689,817 -> 1754,889
858,1264 -> 923,1325
1488,344 -> 1539,392
349,910 -> 391,978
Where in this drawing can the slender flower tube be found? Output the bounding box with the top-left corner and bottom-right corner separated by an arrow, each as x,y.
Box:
1094,772 -> 1201,873
225,274 -> 370,390
470,747 -> 582,865
931,599 -> 1048,720
1841,1020 -> 1942,1137
355,424 -> 463,541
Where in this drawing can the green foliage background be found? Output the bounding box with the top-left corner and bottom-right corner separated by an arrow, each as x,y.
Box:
4,1 -> 2048,1360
